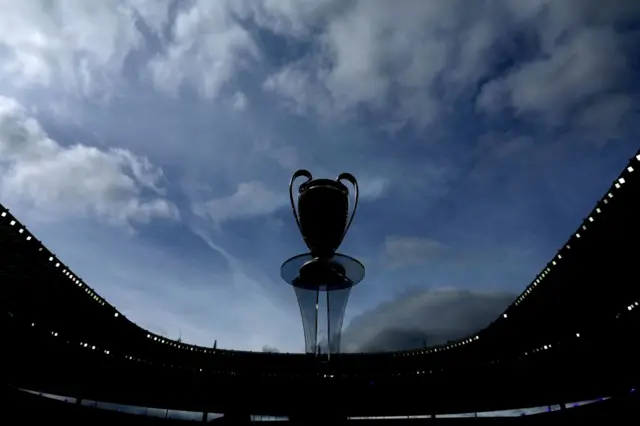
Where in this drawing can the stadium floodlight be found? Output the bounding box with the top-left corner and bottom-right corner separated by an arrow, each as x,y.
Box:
281,170 -> 365,356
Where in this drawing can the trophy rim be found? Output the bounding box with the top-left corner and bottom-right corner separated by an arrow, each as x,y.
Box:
299,178 -> 348,193
281,252 -> 365,290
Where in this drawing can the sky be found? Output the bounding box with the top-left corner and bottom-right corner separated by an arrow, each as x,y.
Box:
0,0 -> 638,354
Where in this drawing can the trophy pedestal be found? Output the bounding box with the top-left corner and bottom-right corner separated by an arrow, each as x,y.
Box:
282,254 -> 364,291
281,253 -> 364,354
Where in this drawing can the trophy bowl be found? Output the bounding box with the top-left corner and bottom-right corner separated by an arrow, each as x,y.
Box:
297,178 -> 348,258
290,171 -> 359,259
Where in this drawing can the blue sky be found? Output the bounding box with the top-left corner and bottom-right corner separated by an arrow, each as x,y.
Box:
0,0 -> 638,353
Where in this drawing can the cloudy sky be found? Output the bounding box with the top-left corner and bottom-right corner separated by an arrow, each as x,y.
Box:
0,0 -> 638,353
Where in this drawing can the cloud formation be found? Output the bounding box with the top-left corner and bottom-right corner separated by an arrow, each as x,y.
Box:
0,96 -> 178,228
148,1 -> 259,99
0,1 -> 143,96
192,181 -> 285,227
254,0 -> 638,132
341,289 -> 516,353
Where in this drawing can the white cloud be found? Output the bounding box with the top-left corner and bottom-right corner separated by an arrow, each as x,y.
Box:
263,63 -> 334,117
259,0 -> 490,125
0,1 -> 257,102
148,0 -> 259,98
0,1 -> 144,96
0,96 -> 178,228
192,181 -> 286,226
1,0 -> 635,133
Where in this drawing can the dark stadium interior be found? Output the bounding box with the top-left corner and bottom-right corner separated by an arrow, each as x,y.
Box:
2,151 -> 639,422
3,386 -> 640,424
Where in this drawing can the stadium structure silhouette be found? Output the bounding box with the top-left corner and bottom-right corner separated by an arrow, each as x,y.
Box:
2,150 -> 639,423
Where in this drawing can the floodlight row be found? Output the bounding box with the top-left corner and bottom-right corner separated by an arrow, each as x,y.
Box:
10,295 -> 636,380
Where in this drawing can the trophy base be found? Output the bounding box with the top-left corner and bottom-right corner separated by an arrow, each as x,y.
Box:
281,253 -> 365,291
299,258 -> 345,288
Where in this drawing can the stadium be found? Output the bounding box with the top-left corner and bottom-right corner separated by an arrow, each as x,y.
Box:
2,150 -> 638,423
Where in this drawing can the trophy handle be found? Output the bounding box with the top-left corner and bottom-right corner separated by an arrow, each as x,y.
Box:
290,169 -> 313,234
337,172 -> 359,240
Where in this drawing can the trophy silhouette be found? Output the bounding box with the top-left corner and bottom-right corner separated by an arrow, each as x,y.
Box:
281,170 -> 365,356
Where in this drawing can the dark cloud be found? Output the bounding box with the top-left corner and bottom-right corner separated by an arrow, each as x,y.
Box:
341,289 -> 516,352
261,345 -> 280,353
